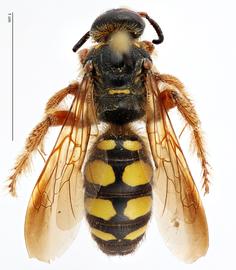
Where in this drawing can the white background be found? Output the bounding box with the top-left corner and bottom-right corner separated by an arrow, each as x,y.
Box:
0,0 -> 235,269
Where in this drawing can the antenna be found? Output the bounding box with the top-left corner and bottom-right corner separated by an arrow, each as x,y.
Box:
72,31 -> 90,52
138,12 -> 164,45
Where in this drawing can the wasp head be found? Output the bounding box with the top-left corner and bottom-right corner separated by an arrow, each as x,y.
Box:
72,9 -> 163,53
90,9 -> 145,43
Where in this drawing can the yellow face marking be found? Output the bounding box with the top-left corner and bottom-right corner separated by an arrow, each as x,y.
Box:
85,198 -> 116,220
108,89 -> 130,95
124,225 -> 147,240
97,140 -> 116,150
123,140 -> 142,151
91,228 -> 116,241
85,160 -> 115,186
124,196 -> 152,220
122,161 -> 152,186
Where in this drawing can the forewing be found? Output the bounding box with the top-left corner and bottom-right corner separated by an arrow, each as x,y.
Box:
146,73 -> 208,263
25,76 -> 96,262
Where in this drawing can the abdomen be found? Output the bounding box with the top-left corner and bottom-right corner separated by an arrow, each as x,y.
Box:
84,127 -> 153,255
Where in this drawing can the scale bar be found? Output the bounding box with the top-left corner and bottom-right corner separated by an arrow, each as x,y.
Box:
11,12 -> 14,141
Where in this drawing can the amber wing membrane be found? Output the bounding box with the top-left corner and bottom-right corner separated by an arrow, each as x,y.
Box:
25,76 -> 95,262
145,73 -> 208,263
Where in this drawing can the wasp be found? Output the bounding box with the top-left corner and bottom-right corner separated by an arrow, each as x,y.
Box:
8,8 -> 210,263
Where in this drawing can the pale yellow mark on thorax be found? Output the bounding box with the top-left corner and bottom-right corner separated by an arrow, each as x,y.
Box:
85,198 -> 116,220
108,89 -> 130,95
124,196 -> 152,220
124,225 -> 147,240
85,160 -> 115,186
122,161 -> 152,186
91,228 -> 116,241
97,140 -> 116,150
123,140 -> 142,151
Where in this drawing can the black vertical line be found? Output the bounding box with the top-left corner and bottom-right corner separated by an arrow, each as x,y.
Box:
11,12 -> 14,141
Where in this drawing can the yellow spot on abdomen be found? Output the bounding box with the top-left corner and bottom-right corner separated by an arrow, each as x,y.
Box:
123,140 -> 142,151
122,161 -> 152,186
97,140 -> 116,150
85,198 -> 116,220
124,196 -> 152,220
91,228 -> 116,241
124,225 -> 147,240
85,160 -> 115,186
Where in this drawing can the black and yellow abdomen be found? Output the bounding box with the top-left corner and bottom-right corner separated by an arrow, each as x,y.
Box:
84,128 -> 153,255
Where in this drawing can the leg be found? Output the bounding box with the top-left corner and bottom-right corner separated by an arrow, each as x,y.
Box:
45,82 -> 78,113
157,73 -> 210,194
8,109 -> 75,196
8,82 -> 79,196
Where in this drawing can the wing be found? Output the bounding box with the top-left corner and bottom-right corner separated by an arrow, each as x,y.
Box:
25,75 -> 97,262
145,73 -> 208,263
